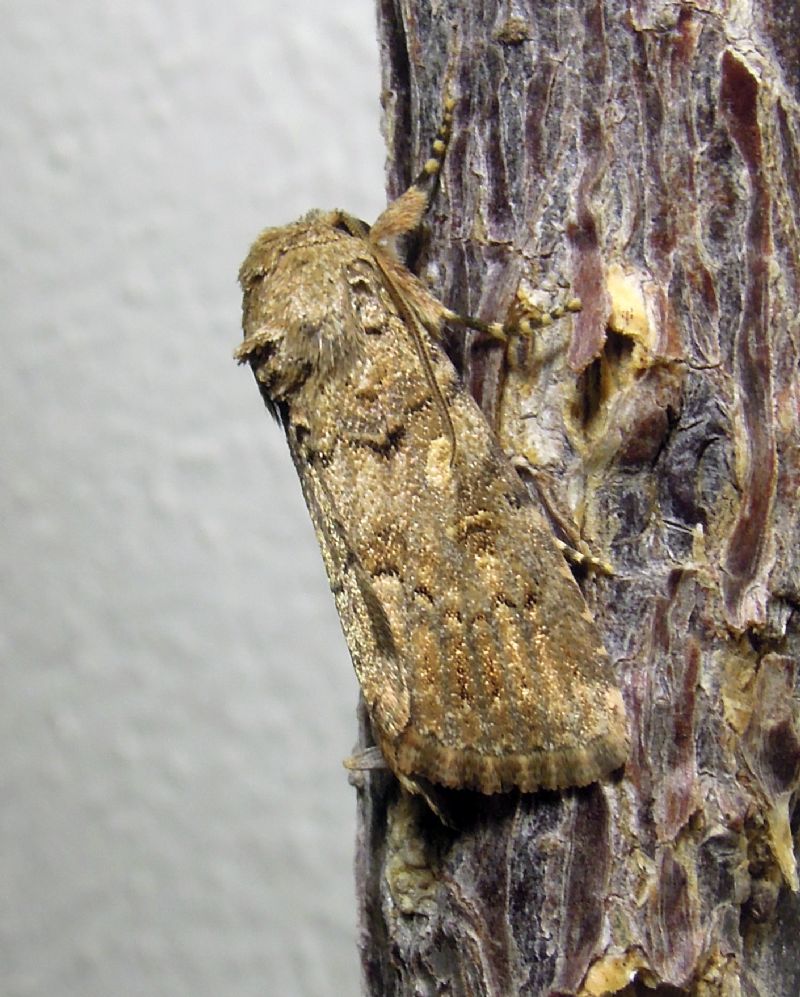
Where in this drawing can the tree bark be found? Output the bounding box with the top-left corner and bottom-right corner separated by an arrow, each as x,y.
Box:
355,2 -> 800,994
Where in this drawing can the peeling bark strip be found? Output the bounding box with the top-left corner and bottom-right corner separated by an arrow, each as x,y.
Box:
358,2 -> 800,994
719,51 -> 778,631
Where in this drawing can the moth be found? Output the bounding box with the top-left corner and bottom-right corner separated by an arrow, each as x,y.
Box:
236,98 -> 628,795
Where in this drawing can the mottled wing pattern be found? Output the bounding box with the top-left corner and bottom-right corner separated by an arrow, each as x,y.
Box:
269,246 -> 627,794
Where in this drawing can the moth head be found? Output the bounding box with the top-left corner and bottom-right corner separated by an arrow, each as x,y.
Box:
237,215 -> 365,405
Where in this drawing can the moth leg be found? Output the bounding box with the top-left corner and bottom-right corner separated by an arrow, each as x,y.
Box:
553,537 -> 614,576
344,749 -> 457,826
369,94 -> 456,256
510,454 -> 613,576
343,745 -> 388,773
441,290 -> 582,343
514,283 -> 582,336
395,777 -> 458,829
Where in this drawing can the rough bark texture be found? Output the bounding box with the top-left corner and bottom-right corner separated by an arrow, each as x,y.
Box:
355,2 -> 800,995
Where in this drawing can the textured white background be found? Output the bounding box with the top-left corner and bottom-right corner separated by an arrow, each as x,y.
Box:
1,2 -> 384,994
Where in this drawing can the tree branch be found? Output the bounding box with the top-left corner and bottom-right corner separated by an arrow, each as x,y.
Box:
356,3 -> 800,994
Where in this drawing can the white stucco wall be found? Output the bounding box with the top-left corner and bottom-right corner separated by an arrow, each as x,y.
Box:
1,3 -> 384,994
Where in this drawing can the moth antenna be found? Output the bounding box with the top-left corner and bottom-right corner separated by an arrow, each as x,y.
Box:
368,85 -> 460,463
373,254 -> 458,461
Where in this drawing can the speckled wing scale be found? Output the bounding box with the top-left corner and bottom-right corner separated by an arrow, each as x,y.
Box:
236,96 -> 628,796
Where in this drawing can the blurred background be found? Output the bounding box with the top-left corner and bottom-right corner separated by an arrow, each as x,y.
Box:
1,2 -> 383,994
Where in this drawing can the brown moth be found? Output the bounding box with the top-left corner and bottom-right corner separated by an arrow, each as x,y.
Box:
236,99 -> 628,795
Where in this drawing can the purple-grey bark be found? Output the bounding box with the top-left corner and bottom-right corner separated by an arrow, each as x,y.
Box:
355,2 -> 800,994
